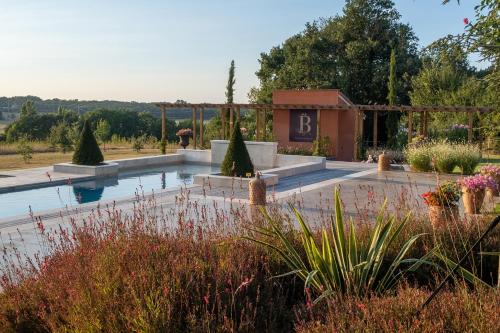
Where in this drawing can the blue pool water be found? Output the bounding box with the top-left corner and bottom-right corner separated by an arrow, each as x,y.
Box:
0,164 -> 216,219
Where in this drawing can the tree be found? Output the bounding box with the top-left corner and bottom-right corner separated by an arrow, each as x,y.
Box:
20,100 -> 37,118
72,120 -> 104,165
250,0 -> 420,105
226,60 -> 236,104
94,119 -> 111,150
386,48 -> 399,148
221,122 -> 254,177
49,122 -> 73,153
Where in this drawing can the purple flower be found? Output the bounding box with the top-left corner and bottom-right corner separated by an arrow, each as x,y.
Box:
458,174 -> 496,192
479,165 -> 500,178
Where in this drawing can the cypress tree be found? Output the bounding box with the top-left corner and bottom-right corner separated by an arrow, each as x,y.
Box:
72,120 -> 104,165
386,48 -> 399,148
221,121 -> 254,177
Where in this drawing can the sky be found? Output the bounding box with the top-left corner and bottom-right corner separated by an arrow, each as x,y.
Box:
0,0 -> 482,103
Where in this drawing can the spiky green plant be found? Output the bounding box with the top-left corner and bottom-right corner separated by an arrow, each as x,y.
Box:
246,188 -> 427,302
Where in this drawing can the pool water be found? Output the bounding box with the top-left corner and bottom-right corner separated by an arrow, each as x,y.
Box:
0,164 -> 216,219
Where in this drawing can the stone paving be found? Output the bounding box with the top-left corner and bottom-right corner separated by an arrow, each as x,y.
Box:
0,161 -> 498,262
0,166 -> 93,193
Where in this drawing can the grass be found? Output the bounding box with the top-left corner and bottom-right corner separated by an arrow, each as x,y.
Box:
0,140 -> 186,171
452,154 -> 500,174
0,149 -> 162,171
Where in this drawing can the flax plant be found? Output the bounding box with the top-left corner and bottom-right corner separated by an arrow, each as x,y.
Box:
247,189 -> 428,302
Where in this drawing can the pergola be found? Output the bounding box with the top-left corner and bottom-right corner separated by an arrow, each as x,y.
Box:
155,102 -> 493,159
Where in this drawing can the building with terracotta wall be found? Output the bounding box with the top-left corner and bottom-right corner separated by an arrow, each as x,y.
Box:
272,89 -> 356,161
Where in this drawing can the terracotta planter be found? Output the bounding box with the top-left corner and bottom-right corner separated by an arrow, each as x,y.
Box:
378,153 -> 390,172
461,188 -> 485,214
179,135 -> 190,149
428,205 -> 459,229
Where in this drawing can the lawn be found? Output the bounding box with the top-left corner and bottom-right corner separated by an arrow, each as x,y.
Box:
0,149 -> 163,171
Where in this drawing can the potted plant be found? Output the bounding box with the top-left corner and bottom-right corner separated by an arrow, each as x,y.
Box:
458,174 -> 496,214
176,128 -> 192,149
420,181 -> 461,228
479,165 -> 500,197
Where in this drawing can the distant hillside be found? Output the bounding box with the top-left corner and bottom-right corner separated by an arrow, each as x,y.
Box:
0,96 -> 219,121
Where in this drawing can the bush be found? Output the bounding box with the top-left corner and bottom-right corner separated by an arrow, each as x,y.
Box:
297,286 -> 499,332
72,120 -> 104,165
278,146 -> 313,156
456,143 -> 481,175
405,143 -> 432,172
132,135 -> 146,152
16,138 -> 33,163
49,122 -> 73,153
312,136 -> 331,157
365,148 -> 406,163
221,122 -> 254,177
430,142 -> 458,173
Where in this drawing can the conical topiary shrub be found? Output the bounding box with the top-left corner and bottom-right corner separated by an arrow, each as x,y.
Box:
221,122 -> 254,177
72,120 -> 104,165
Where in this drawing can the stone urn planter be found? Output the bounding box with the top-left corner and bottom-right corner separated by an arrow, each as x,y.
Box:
176,128 -> 192,149
179,135 -> 190,149
461,188 -> 485,215
428,205 -> 460,229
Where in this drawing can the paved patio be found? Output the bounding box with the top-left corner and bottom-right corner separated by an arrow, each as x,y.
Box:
0,161 -> 498,262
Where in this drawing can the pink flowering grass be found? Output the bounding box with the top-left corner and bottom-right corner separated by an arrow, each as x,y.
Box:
0,187 -> 498,332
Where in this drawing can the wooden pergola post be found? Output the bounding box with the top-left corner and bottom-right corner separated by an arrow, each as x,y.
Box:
199,108 -> 204,148
192,107 -> 197,149
161,105 -> 167,154
468,111 -> 473,143
316,109 -> 321,142
263,109 -> 267,140
220,108 -> 226,140
419,111 -> 424,136
373,111 -> 378,149
229,106 -> 234,136
353,108 -> 360,161
407,109 -> 413,144
255,109 -> 260,141
423,111 -> 428,137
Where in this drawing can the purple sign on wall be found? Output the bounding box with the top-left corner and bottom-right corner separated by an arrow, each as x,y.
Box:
289,109 -> 317,142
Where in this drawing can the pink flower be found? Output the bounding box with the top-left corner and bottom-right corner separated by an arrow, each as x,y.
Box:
458,174 -> 496,192
203,295 -> 209,305
463,18 -> 469,25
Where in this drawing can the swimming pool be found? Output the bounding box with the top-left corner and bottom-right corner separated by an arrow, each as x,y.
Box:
0,163 -> 216,219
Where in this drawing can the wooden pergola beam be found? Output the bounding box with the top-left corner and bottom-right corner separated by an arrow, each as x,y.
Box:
154,102 -> 494,113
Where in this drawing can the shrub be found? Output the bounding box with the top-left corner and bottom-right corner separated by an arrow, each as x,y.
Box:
430,142 -> 458,173
278,146 -> 313,156
221,121 -> 254,177
365,148 -> 406,164
132,135 -> 146,152
297,285 -> 500,332
312,136 -> 331,157
49,122 -> 73,153
247,189 -> 427,300
72,120 -> 104,165
16,138 -> 33,163
160,138 -> 167,154
455,143 -> 481,175
405,143 -> 432,172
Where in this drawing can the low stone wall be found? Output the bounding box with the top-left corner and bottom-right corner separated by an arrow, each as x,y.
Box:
193,173 -> 278,188
114,154 -> 183,170
176,149 -> 211,164
53,162 -> 120,177
275,154 -> 326,167
210,140 -> 278,169
263,161 -> 325,178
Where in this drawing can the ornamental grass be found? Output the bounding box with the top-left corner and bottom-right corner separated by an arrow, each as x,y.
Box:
0,187 -> 498,332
